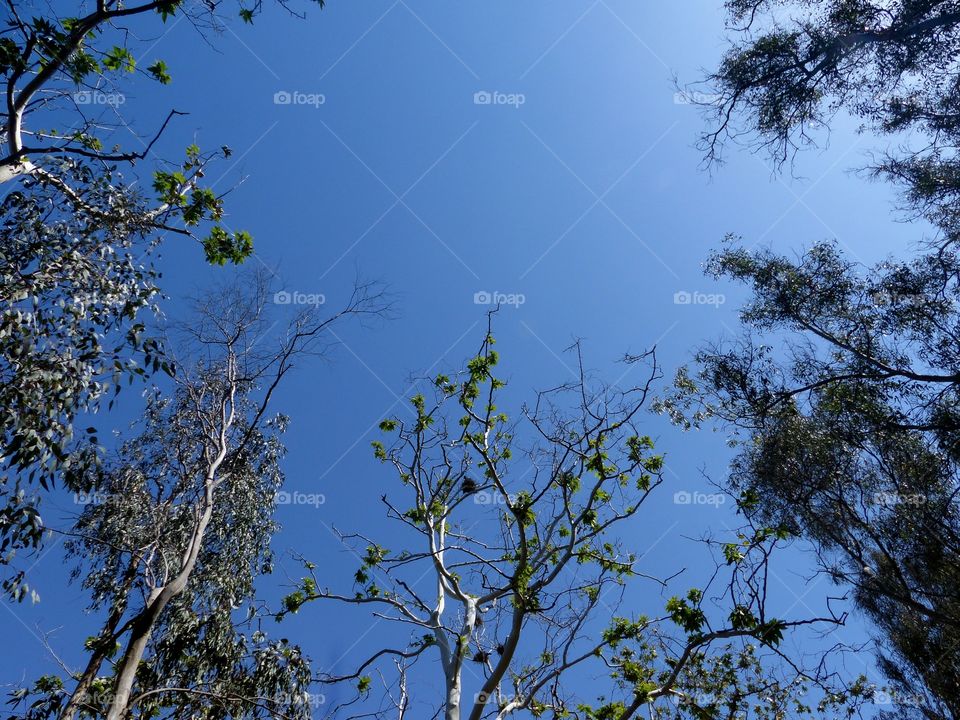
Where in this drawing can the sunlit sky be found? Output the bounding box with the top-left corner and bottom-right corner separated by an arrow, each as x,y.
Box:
2,0 -> 924,712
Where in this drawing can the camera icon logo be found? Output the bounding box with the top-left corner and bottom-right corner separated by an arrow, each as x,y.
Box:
273,291 -> 292,305
474,290 -> 492,305
473,91 -> 492,105
673,491 -> 692,505
673,291 -> 692,305
274,91 -> 292,105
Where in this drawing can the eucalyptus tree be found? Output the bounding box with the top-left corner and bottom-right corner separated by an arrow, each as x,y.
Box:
0,0 -> 324,595
0,170 -> 163,601
282,328 -> 864,720
698,0 -> 960,244
0,148 -> 249,598
679,4 -> 960,716
6,273 -> 389,720
656,239 -> 960,720
0,0 -> 315,260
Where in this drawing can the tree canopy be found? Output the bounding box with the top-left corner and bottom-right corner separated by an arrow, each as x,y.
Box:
284,328 -> 866,720
664,5 -> 960,717
658,238 -> 960,720
700,0 -> 960,247
2,2 -> 953,720
0,0 -> 324,595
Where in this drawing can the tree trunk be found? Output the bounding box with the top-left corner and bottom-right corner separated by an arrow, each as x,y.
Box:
61,558 -> 140,720
104,503 -> 214,720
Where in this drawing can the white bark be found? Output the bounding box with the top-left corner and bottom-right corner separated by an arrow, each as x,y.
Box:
104,383 -> 235,720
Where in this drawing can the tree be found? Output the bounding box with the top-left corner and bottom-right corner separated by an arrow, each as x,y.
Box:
0,173 -> 164,601
283,325 -> 863,720
677,5 -> 960,716
0,0 -> 321,256
697,0 -> 960,246
0,0 -> 324,595
656,238 -> 960,720
6,273 -> 389,720
0,0 -> 313,261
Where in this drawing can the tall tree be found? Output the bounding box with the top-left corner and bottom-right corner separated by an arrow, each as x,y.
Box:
0,173 -> 163,600
657,238 -> 960,720
0,0 -> 324,593
698,0 -> 960,246
677,5 -> 960,717
0,149 -> 252,597
6,273 -> 388,720
283,327 -> 864,720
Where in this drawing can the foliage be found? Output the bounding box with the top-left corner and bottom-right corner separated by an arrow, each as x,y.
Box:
0,0 -> 326,594
288,327 -> 859,720
0,165 -> 164,600
0,0 -> 322,199
5,274 -> 389,720
693,11 -> 960,711
657,238 -> 960,720
698,0 -> 960,248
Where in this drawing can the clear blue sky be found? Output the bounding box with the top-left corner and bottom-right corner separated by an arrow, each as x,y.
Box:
2,0 -> 920,711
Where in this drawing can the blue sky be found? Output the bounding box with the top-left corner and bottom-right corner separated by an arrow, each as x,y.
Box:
1,0 -> 924,712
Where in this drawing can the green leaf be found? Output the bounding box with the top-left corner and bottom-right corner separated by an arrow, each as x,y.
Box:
147,59 -> 171,84
202,228 -> 253,265
103,46 -> 135,72
156,0 -> 181,21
